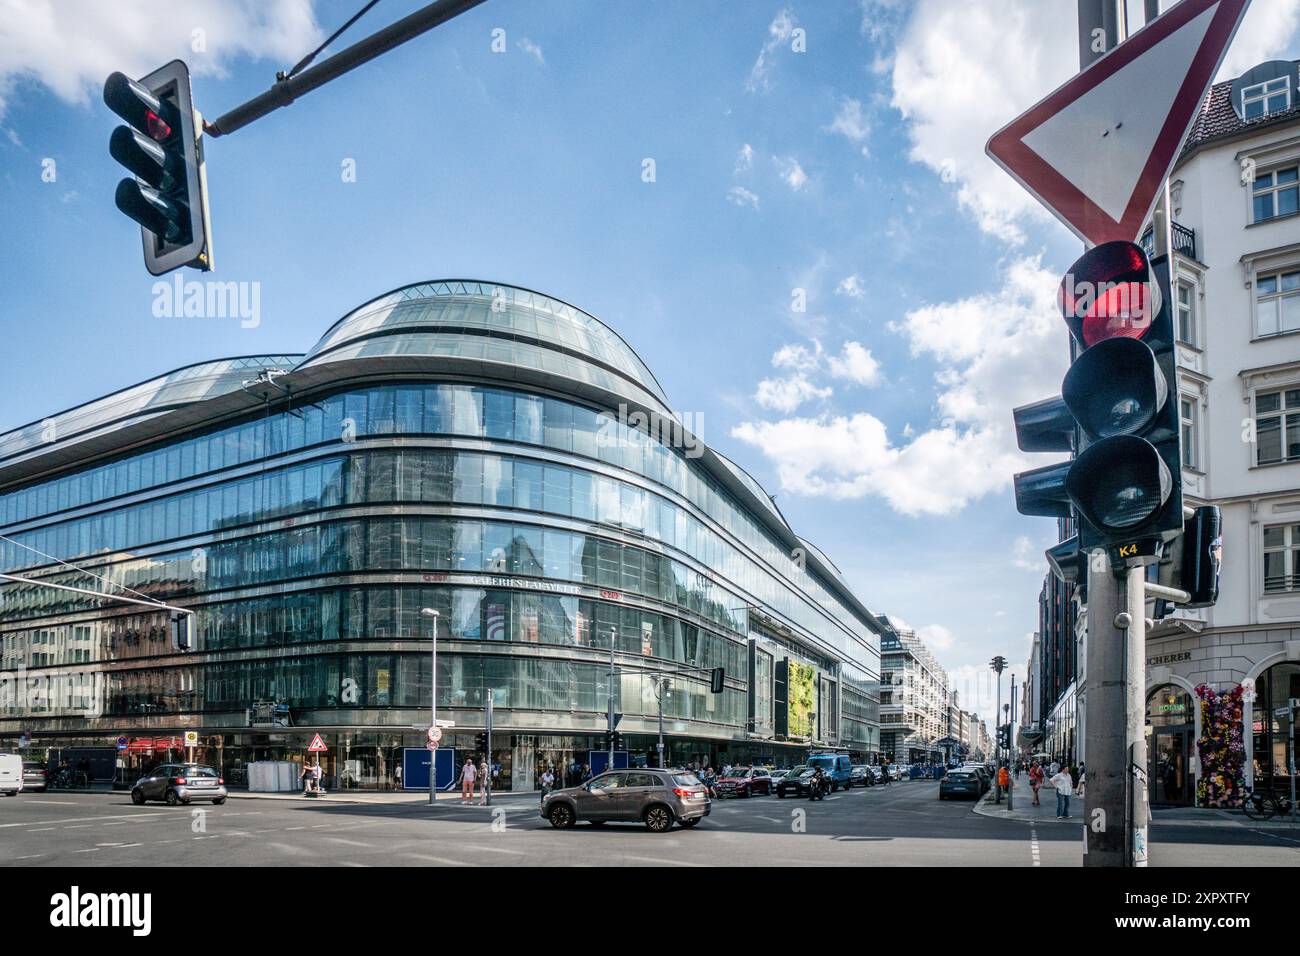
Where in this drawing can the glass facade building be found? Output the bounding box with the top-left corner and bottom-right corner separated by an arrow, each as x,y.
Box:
0,281 -> 882,791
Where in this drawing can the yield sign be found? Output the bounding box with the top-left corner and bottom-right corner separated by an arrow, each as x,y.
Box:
307,733 -> 328,753
986,0 -> 1251,246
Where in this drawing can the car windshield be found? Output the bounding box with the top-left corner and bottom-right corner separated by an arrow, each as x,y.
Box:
23,762 -> 43,770
784,767 -> 806,777
672,773 -> 701,787
729,768 -> 751,777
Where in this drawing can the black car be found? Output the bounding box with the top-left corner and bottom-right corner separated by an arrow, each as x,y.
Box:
849,765 -> 875,788
940,769 -> 982,800
774,766 -> 815,798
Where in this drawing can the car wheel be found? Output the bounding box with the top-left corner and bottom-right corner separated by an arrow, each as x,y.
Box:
164,789 -> 181,806
547,803 -> 575,829
679,818 -> 700,828
742,787 -> 751,798
644,805 -> 674,833
777,791 -> 785,799
130,788 -> 146,805
212,797 -> 226,806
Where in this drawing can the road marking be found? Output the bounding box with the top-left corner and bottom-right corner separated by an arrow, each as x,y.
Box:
323,837 -> 374,848
620,855 -> 706,867
403,852 -> 477,866
459,843 -> 525,856
1030,826 -> 1041,867
27,827 -> 57,832
0,812 -> 168,829
20,799 -> 78,805
64,824 -> 93,829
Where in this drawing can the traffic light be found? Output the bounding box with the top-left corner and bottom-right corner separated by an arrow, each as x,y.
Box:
998,724 -> 1012,750
1013,241 -> 1182,569
710,667 -> 725,694
104,60 -> 212,275
474,733 -> 488,752
1155,504 -> 1222,616
608,731 -> 624,750
170,612 -> 191,651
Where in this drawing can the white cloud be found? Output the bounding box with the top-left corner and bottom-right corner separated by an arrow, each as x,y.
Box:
827,96 -> 871,155
774,155 -> 808,191
726,185 -> 760,208
886,0 -> 1300,242
917,623 -> 955,653
0,0 -> 322,121
772,342 -> 820,371
735,142 -> 754,174
747,8 -> 796,93
733,256 -> 1062,516
826,341 -> 881,386
754,374 -> 832,413
1012,535 -> 1043,572
516,37 -> 545,66
836,274 -> 865,298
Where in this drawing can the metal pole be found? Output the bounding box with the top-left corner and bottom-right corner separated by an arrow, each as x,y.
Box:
657,679 -> 666,769
205,0 -> 488,136
608,626 -> 616,767
485,694 -> 493,808
1126,566 -> 1150,866
421,608 -> 439,806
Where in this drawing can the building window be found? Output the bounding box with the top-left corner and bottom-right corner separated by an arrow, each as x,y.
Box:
1264,524 -> 1300,593
1176,281 -> 1197,346
1256,388 -> 1300,465
1255,268 -> 1300,337
1252,166 -> 1299,222
1242,76 -> 1292,119
1179,396 -> 1198,470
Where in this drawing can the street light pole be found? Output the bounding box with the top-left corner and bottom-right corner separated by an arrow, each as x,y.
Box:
421,607 -> 439,807
608,626 -> 617,768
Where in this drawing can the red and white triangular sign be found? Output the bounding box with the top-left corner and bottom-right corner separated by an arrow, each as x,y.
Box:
986,0 -> 1251,246
307,733 -> 328,752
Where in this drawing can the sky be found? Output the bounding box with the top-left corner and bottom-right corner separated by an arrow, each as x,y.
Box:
1,0 -> 1298,720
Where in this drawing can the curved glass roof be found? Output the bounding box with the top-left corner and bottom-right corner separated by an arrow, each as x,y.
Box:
299,281 -> 671,409
0,355 -> 300,466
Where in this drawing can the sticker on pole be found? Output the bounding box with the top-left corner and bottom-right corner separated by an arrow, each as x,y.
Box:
427,726 -> 443,744
307,733 -> 328,753
183,731 -> 199,747
985,0 -> 1251,246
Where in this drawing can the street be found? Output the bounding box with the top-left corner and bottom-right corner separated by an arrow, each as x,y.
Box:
5,781 -> 1298,867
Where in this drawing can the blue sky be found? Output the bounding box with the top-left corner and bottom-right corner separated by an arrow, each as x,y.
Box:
2,0 -> 1298,715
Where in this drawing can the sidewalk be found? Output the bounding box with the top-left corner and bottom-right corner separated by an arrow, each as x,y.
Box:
971,783 -> 1300,830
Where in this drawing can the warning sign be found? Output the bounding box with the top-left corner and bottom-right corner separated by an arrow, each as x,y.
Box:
307,733 -> 328,753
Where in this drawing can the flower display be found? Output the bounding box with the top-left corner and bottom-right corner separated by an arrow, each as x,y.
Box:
1195,683 -> 1245,808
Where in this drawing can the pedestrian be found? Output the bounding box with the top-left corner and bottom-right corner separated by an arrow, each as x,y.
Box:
1049,764 -> 1074,818
540,766 -> 555,804
996,764 -> 1010,803
1029,760 -> 1044,806
300,761 -> 313,795
460,757 -> 476,803
1049,757 -> 1060,776
312,761 -> 324,794
1068,761 -> 1081,791
478,758 -> 489,804
1076,766 -> 1086,800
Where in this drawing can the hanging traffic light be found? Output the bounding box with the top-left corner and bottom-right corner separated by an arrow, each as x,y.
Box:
1013,240 -> 1182,569
104,61 -> 212,275
710,667 -> 725,694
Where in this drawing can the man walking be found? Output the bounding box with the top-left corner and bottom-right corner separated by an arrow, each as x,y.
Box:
1049,764 -> 1074,818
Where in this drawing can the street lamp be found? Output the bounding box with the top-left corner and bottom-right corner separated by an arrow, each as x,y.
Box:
421,607 -> 439,806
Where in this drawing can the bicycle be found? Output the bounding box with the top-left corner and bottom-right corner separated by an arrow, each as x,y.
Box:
48,769 -> 90,790
1243,786 -> 1294,821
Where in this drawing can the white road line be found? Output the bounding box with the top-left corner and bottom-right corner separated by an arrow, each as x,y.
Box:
27,827 -> 57,832
64,824 -> 93,829
19,799 -> 78,805
620,855 -> 706,867
323,836 -> 374,848
458,843 -> 525,856
1030,826 -> 1041,866
403,852 -> 477,866
0,812 -> 168,829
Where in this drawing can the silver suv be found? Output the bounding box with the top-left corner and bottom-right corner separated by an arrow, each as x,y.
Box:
541,768 -> 710,832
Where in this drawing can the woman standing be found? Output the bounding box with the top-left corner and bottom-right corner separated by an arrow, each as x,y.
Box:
1029,760 -> 1044,806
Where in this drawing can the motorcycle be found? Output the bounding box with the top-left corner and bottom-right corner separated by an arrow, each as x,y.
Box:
808,772 -> 829,801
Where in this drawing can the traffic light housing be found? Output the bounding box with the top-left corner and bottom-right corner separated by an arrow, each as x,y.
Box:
104,60 -> 212,275
474,733 -> 488,752
1155,504 -> 1222,616
710,667 -> 725,694
607,731 -> 624,751
1013,241 -> 1182,569
998,725 -> 1012,750
170,612 -> 191,651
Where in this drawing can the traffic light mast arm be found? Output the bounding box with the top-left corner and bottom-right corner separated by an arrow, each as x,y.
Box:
0,571 -> 193,618
204,0 -> 488,137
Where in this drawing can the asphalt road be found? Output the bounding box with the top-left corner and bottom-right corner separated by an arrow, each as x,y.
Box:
4,780 -> 1298,866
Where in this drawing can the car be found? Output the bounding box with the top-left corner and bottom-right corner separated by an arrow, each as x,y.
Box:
540,768 -> 710,832
0,753 -> 22,796
21,760 -> 47,792
714,765 -> 773,798
849,764 -> 875,787
130,763 -> 227,806
960,765 -> 991,793
806,753 -> 853,791
939,769 -> 983,800
866,765 -> 885,783
774,766 -> 816,798
885,764 -> 902,781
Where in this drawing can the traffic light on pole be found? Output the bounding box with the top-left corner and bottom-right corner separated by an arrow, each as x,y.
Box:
104,61 -> 212,275
1013,241 -> 1183,570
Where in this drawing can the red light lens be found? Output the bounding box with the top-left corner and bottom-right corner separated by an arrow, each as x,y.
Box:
1080,281 -> 1152,347
145,109 -> 172,142
1059,241 -> 1160,348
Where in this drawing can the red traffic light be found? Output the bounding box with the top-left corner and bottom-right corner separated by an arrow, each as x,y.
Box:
1058,240 -> 1162,349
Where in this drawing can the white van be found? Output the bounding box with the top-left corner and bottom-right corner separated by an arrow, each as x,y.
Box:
0,753 -> 23,796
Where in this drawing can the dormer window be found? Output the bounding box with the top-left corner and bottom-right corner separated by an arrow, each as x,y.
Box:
1242,76 -> 1291,119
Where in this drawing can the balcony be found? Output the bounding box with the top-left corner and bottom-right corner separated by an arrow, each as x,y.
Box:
1139,221 -> 1196,261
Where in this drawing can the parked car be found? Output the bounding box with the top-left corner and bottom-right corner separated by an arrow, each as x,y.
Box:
714,765 -> 773,798
961,765 -> 991,793
806,753 -> 853,791
849,764 -> 875,788
775,766 -> 816,798
939,769 -> 983,800
21,760 -> 47,792
0,753 -> 22,796
130,763 -> 227,806
540,769 -> 710,832
867,765 -> 886,783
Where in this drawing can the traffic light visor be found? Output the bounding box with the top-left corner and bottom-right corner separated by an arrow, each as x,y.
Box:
1062,336 -> 1168,439
1067,435 -> 1171,532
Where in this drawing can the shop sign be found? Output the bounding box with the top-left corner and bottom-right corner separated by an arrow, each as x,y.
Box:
1148,652 -> 1191,666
